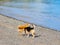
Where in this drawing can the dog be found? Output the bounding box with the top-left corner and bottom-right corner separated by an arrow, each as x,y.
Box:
18,23 -> 35,38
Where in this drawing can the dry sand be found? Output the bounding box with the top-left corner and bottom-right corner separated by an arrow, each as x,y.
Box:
0,15 -> 60,45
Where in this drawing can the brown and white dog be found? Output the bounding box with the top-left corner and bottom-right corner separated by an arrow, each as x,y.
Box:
18,23 -> 35,38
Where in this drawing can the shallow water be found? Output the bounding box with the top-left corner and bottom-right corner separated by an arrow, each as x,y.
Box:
0,0 -> 60,31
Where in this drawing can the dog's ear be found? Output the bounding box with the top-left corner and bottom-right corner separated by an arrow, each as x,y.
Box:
29,24 -> 36,28
33,24 -> 36,28
32,24 -> 36,28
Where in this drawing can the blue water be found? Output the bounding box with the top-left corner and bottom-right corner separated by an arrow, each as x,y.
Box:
0,1 -> 60,31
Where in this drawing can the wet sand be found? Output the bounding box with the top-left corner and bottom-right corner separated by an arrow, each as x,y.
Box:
0,15 -> 60,45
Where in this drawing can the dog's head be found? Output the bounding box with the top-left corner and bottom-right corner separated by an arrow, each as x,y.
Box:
29,24 -> 36,29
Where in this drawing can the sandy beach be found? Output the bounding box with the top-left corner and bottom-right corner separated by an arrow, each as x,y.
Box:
0,14 -> 60,45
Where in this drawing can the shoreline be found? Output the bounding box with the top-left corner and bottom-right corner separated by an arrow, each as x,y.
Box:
0,14 -> 60,45
0,14 -> 60,32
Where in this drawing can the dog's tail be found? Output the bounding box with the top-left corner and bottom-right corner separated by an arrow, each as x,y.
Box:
18,25 -> 23,29
18,23 -> 30,29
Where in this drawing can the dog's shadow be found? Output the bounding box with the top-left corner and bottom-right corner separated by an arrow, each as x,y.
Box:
35,34 -> 41,38
22,34 -> 41,38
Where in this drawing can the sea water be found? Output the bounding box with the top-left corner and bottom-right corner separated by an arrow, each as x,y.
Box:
0,0 -> 60,31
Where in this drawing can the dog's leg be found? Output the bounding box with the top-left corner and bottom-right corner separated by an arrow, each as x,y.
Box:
26,30 -> 30,37
32,33 -> 35,38
31,30 -> 35,38
24,29 -> 27,36
27,33 -> 29,37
